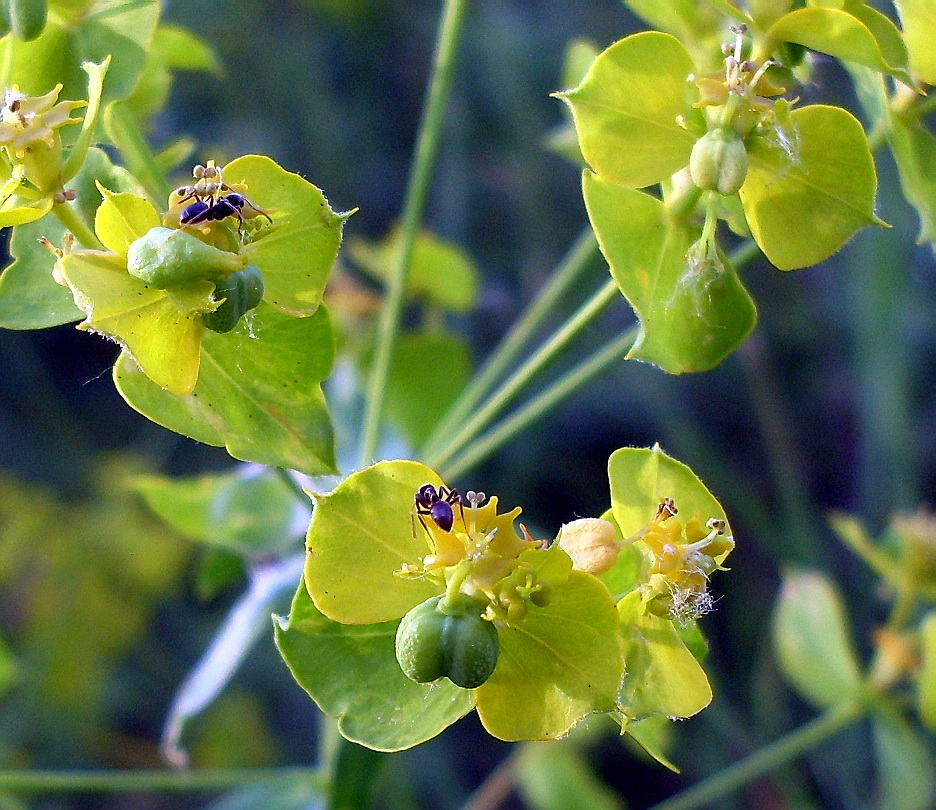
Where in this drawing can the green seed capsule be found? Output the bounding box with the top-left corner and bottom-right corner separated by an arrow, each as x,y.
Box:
202,265 -> 265,333
395,596 -> 447,684
689,129 -> 749,196
442,610 -> 499,689
127,227 -> 246,289
395,595 -> 500,689
2,0 -> 48,41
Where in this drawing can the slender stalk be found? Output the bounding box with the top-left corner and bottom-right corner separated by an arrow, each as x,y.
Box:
358,0 -> 469,467
53,200 -> 104,250
647,701 -> 864,810
103,101 -> 173,204
427,278 -> 620,472
0,768 -> 323,794
423,227 -> 600,458
274,466 -> 309,504
439,327 -> 638,481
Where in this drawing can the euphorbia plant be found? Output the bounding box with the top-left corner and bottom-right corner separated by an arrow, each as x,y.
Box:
0,0 -> 933,807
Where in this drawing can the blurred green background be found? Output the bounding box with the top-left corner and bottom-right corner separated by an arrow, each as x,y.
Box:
0,0 -> 934,808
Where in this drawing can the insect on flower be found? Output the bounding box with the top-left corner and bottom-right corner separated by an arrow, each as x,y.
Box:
414,483 -> 462,533
175,161 -> 272,232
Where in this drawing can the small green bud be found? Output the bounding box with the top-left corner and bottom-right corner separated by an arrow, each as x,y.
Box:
202,264 -> 264,333
689,129 -> 749,196
127,227 -> 247,288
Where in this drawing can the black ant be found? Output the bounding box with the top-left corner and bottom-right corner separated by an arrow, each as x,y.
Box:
180,192 -> 272,229
414,484 -> 462,533
174,161 -> 271,232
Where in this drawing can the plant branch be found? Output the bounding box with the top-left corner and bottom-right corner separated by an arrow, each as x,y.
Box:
53,200 -> 104,251
0,768 -> 323,795
647,700 -> 864,810
427,278 -> 620,472
438,326 -> 638,481
358,0 -> 470,467
423,227 -> 600,458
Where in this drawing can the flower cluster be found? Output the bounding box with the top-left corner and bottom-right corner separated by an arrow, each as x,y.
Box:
0,84 -> 85,194
637,497 -> 734,623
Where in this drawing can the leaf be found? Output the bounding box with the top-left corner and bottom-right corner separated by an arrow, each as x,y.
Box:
919,612 -> 936,732
609,445 -> 730,540
0,632 -> 16,700
517,742 -> 624,810
305,460 -> 444,625
94,187 -> 161,258
888,115 -> 936,252
772,570 -> 863,709
223,155 -> 348,317
595,508 -> 645,599
0,193 -> 52,227
383,331 -> 472,449
0,214 -> 77,329
621,0 -> 736,49
846,4 -> 912,84
134,466 -> 309,557
625,716 -> 679,772
739,105 -> 883,270
114,304 -> 338,476
0,0 -> 159,105
0,146 -> 145,329
349,227 -> 479,313
62,58 -> 109,184
559,32 -> 697,189
617,591 -> 712,719
274,580 -> 475,752
583,172 -> 756,373
767,7 -> 913,85
871,704 -> 936,810
894,0 -> 936,84
152,24 -> 222,74
61,250 -> 212,394
474,571 -> 622,741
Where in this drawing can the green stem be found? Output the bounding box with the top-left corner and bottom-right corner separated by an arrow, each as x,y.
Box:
103,101 -> 172,204
426,278 -> 620,473
665,183 -> 704,223
648,701 -> 864,810
357,0 -> 469,468
422,227 -> 600,458
438,327 -> 638,481
0,768 -> 323,794
53,200 -> 104,250
273,466 -> 309,505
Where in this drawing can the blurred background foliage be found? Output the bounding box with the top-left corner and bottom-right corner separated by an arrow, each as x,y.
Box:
0,0 -> 934,808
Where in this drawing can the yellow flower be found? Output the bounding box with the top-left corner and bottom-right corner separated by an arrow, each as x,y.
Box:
639,498 -> 734,622
0,85 -> 85,192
